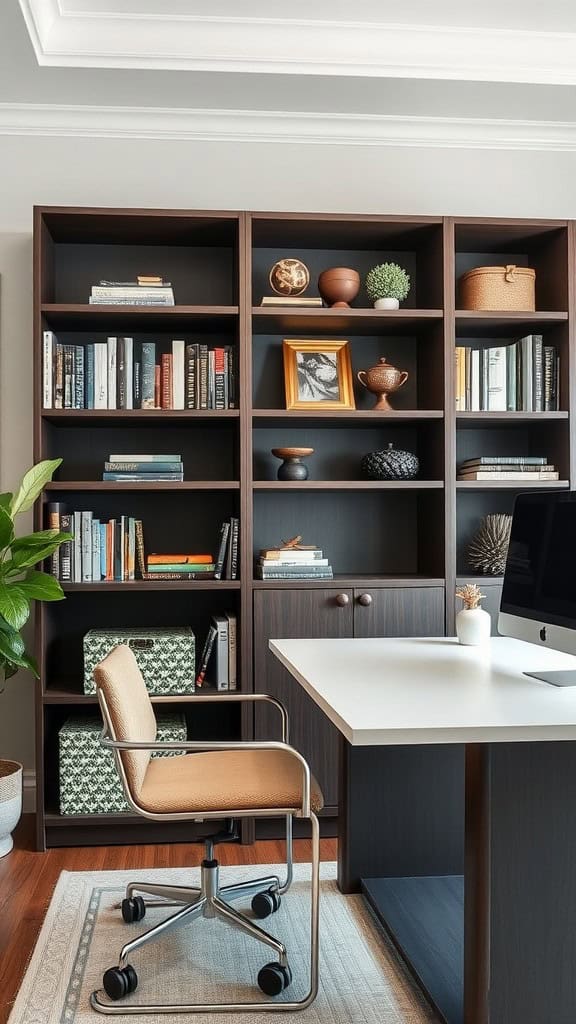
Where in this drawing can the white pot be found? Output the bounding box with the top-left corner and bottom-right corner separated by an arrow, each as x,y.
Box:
456,607 -> 491,646
0,760 -> 22,857
374,297 -> 400,310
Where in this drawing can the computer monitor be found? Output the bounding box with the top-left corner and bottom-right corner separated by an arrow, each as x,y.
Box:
498,490 -> 576,686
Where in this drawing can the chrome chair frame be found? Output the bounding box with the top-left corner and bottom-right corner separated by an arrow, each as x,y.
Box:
90,692 -> 320,1015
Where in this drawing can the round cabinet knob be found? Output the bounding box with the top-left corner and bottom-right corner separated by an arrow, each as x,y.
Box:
357,593 -> 373,607
335,593 -> 350,607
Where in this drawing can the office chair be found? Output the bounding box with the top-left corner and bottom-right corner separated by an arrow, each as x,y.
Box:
89,644 -> 322,1015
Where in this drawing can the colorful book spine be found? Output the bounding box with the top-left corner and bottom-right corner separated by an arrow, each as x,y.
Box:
74,346 -> 85,409
104,462 -> 183,473
81,511 -> 93,582
85,344 -> 95,409
47,501 -> 62,577
229,517 -> 239,580
141,342 -> 156,409
43,330 -> 53,409
161,353 -> 172,409
212,615 -> 229,691
172,340 -> 185,410
92,520 -> 101,581
107,337 -> 117,410
214,521 -> 230,580
73,511 -> 82,583
226,612 -> 237,691
59,512 -> 73,581
94,343 -> 108,409
196,625 -> 217,687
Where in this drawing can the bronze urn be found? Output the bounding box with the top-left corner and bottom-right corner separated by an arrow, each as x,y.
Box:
357,357 -> 409,411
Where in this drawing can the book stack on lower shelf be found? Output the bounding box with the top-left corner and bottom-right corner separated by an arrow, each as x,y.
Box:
457,455 -> 559,482
455,336 -> 559,412
256,542 -> 334,580
196,613 -> 237,690
144,553 -> 215,581
88,276 -> 175,306
103,453 -> 184,482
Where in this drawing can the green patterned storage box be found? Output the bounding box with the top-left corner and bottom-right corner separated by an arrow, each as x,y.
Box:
59,712 -> 187,815
83,627 -> 195,695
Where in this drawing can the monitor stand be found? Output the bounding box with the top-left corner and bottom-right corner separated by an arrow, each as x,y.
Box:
525,670 -> 576,687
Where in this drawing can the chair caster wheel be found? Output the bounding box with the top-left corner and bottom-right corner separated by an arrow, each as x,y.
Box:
103,965 -> 138,1001
257,962 -> 292,996
251,889 -> 281,919
121,895 -> 146,923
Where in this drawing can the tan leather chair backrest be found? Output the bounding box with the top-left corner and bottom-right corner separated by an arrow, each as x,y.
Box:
93,644 -> 157,798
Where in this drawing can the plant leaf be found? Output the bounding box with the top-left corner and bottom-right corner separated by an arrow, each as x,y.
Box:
0,493 -> 13,509
0,628 -> 26,664
0,582 -> 29,630
3,539 -> 69,573
10,459 -> 62,517
20,650 -> 40,678
0,505 -> 14,550
20,570 -> 64,602
2,661 -> 18,680
11,529 -> 68,549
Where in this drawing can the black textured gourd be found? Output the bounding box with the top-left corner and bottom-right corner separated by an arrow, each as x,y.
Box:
361,442 -> 419,480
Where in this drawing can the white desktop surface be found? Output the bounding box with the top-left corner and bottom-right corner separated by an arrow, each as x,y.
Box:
269,636 -> 576,746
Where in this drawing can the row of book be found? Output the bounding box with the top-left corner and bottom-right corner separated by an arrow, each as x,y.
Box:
196,613 -> 237,690
102,453 -> 184,482
43,334 -> 237,410
47,505 -> 239,581
455,337 -> 559,412
256,544 -> 333,580
89,276 -> 175,306
457,455 -> 559,482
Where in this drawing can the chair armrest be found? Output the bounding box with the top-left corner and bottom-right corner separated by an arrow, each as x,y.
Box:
150,692 -> 289,742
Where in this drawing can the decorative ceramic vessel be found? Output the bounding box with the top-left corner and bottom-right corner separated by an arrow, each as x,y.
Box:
318,267 -> 360,308
0,760 -> 22,857
374,297 -> 400,310
455,607 -> 491,646
269,259 -> 310,297
357,357 -> 409,411
272,447 -> 314,481
361,443 -> 419,481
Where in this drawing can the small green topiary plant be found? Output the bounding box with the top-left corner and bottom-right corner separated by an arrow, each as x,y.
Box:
366,263 -> 411,304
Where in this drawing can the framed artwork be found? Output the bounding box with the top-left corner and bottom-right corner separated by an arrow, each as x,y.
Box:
283,339 -> 355,411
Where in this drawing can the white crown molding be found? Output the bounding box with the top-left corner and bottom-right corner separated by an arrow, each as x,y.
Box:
2,103 -> 576,151
16,1 -> 576,84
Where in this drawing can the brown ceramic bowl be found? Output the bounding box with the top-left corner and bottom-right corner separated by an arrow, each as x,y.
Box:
318,267 -> 360,308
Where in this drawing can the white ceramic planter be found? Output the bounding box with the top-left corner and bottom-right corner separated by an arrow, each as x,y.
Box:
0,760 -> 22,857
374,297 -> 400,310
456,607 -> 491,646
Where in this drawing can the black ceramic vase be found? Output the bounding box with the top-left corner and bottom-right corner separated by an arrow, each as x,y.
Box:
272,447 -> 314,481
361,442 -> 419,480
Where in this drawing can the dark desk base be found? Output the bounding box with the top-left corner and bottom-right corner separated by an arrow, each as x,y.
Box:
338,738 -> 576,1024
362,875 -> 463,1024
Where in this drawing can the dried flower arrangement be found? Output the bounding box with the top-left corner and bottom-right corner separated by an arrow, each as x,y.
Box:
468,513 -> 512,575
455,583 -> 486,610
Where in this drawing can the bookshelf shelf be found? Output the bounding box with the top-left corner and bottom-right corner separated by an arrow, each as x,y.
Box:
43,683 -> 229,703
32,207 -> 575,850
59,580 -> 241,592
41,303 -> 239,331
44,481 -> 240,491
252,308 -> 443,334
42,409 -> 240,423
252,480 -> 444,491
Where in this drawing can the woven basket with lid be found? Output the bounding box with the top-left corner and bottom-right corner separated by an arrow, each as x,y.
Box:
459,265 -> 536,311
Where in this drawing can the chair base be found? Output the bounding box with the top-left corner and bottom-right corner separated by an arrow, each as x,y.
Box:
91,813 -> 320,1015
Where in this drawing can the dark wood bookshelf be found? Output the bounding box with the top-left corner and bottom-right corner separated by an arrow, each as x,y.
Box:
32,206 -> 575,849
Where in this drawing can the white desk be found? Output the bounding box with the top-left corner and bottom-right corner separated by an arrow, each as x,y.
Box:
270,635 -> 576,1024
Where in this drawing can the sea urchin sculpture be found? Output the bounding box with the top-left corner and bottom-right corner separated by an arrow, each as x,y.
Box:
468,513 -> 512,576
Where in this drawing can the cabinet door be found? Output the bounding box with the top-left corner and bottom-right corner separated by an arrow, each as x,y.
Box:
254,588 -> 353,811
353,587 -> 446,638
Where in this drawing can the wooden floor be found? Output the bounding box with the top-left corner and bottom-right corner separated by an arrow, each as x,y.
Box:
0,817 -> 337,1024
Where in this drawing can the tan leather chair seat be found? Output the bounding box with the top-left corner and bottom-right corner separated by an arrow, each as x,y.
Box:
137,748 -> 324,814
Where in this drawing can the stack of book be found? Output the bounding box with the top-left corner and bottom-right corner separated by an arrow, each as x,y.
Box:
256,545 -> 333,580
144,554 -> 215,581
455,337 -> 560,412
212,517 -> 240,580
457,456 -> 559,482
47,503 -> 144,582
103,454 -> 184,482
196,613 -> 237,689
260,296 -> 322,307
88,276 -> 175,306
43,334 -> 237,411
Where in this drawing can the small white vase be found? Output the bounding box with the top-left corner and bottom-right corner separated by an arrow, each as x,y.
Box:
374,297 -> 400,310
456,607 -> 491,646
0,760 -> 22,857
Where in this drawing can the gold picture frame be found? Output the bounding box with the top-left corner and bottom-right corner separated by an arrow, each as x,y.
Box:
283,339 -> 355,411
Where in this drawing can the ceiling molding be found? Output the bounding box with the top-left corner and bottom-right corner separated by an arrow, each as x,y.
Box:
16,1 -> 576,84
2,103 -> 576,151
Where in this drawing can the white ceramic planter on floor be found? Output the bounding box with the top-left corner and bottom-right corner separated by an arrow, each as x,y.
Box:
456,607 -> 491,646
0,760 -> 22,857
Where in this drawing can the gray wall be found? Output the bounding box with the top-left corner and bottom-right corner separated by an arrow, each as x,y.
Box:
3,133 -> 576,772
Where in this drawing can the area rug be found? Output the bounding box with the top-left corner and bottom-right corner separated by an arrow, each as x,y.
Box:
8,862 -> 435,1023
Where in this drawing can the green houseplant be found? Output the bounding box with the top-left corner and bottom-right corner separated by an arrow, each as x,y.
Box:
0,458 -> 70,856
366,262 -> 411,310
